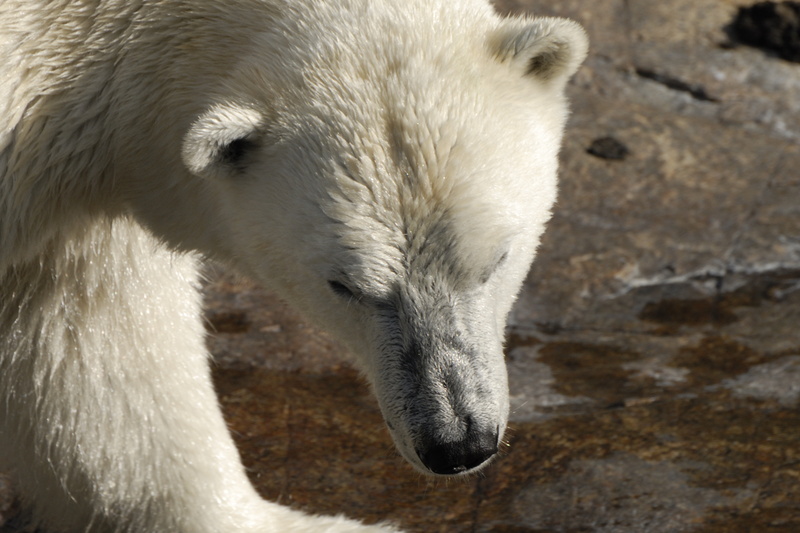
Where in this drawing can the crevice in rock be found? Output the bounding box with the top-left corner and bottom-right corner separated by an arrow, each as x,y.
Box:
469,476 -> 487,533
721,150 -> 788,268
634,67 -> 719,102
612,262 -> 800,299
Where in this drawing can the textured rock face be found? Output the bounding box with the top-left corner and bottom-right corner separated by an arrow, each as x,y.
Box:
2,1 -> 800,532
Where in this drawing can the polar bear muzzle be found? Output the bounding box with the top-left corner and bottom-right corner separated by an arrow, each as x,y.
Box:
372,297 -> 510,477
416,420 -> 499,475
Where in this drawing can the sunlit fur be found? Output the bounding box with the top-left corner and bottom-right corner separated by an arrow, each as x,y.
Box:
1,0 -> 586,531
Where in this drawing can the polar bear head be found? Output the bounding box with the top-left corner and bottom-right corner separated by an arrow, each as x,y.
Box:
181,3 -> 586,476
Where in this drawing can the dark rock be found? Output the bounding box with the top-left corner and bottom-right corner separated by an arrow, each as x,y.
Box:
586,136 -> 630,160
731,1 -> 800,62
205,310 -> 250,333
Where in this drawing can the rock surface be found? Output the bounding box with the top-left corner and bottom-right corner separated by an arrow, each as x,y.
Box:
2,0 -> 799,531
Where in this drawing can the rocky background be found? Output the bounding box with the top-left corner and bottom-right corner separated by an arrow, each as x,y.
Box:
2,0 -> 799,531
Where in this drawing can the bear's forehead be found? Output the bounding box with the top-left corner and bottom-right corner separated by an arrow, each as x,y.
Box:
323,145 -> 520,294
313,77 -> 538,270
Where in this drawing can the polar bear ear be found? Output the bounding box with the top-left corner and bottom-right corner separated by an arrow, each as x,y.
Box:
493,17 -> 588,88
182,103 -> 264,179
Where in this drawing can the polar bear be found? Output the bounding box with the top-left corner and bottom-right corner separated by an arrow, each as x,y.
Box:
0,0 -> 587,531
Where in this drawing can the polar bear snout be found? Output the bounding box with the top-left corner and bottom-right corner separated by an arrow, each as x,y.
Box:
416,421 -> 499,475
374,327 -> 510,477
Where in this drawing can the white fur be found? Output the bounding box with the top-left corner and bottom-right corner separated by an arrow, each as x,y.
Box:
0,0 -> 586,531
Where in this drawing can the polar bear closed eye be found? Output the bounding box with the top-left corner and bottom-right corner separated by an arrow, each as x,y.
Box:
0,0 -> 586,531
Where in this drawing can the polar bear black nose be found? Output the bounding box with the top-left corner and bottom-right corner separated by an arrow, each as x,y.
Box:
417,425 -> 499,475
